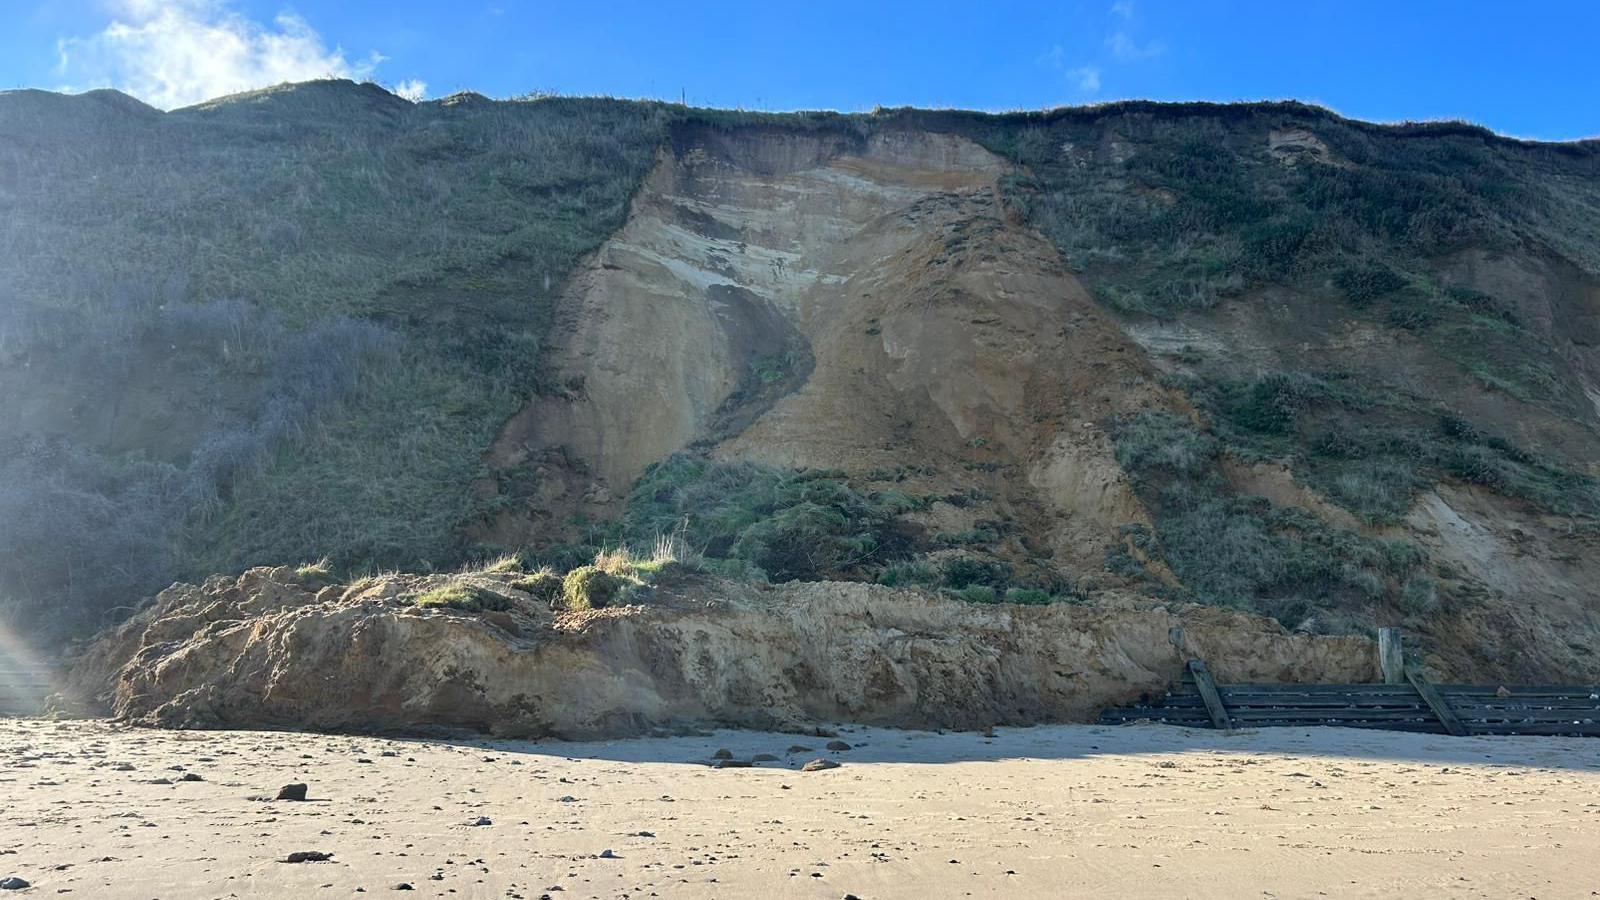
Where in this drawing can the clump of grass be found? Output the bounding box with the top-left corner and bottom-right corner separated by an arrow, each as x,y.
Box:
560,566 -> 623,611
1003,587 -> 1054,605
292,558 -> 334,586
412,582 -> 514,612
509,568 -> 562,602
471,553 -> 525,574
953,584 -> 997,603
876,562 -> 938,587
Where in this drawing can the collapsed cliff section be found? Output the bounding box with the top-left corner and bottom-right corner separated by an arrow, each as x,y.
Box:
479,121 -> 1175,576
59,567 -> 1374,738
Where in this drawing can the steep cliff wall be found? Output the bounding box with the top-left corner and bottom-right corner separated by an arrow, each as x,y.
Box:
482,123 -> 1171,574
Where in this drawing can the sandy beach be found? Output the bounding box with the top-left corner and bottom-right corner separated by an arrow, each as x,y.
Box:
2,718 -> 1598,899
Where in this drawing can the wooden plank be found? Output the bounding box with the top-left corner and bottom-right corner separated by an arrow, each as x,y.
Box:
1217,684 -> 1427,695
1379,628 -> 1405,684
1459,710 -> 1600,722
1453,704 -> 1600,716
1441,686 -> 1600,696
1220,696 -> 1428,709
1226,708 -> 1441,722
1405,669 -> 1469,737
1187,660 -> 1233,731
1471,722 -> 1600,737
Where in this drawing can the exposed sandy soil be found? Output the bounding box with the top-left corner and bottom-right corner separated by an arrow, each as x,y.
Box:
59,567 -> 1373,737
3,718 -> 1598,899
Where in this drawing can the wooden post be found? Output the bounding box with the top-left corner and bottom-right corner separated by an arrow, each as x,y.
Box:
1405,668 -> 1469,737
1186,659 -> 1233,731
1378,627 -> 1404,684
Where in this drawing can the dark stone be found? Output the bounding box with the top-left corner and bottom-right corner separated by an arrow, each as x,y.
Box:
0,877 -> 29,890
825,740 -> 851,751
711,748 -> 733,759
275,783 -> 309,801
284,851 -> 333,863
802,759 -> 841,772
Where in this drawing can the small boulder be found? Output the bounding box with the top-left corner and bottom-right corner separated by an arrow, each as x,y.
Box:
711,748 -> 733,760
825,740 -> 851,752
0,877 -> 30,890
598,849 -> 618,859
468,816 -> 492,826
786,745 -> 813,754
275,783 -> 309,801
752,753 -> 780,762
802,759 -> 841,772
284,851 -> 333,863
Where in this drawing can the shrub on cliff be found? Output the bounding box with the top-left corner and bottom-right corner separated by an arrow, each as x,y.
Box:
561,566 -> 622,610
621,455 -> 917,581
510,569 -> 563,603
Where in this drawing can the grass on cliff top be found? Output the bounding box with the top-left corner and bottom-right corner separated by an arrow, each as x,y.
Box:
985,108 -> 1600,318
412,583 -> 514,612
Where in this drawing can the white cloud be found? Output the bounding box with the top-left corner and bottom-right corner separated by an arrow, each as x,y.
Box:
1069,65 -> 1101,93
1037,44 -> 1100,95
56,0 -> 384,109
393,78 -> 427,102
1107,30 -> 1166,62
1110,0 -> 1136,19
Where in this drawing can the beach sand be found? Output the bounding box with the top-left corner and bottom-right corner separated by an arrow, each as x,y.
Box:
2,718 -> 1597,898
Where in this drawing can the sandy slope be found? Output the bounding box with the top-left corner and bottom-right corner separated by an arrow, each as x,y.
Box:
2,719 -> 1597,899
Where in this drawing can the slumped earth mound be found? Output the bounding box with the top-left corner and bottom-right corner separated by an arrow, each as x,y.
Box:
61,567 -> 1374,738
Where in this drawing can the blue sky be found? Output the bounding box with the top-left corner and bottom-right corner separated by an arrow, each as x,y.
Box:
5,0 -> 1599,140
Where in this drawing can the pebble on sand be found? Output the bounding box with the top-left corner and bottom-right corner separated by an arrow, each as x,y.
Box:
275,783 -> 309,801
802,758 -> 841,772
0,877 -> 30,891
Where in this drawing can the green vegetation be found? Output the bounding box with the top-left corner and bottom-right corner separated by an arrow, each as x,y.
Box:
560,566 -> 622,611
0,84 -> 668,638
1112,411 -> 1430,631
509,569 -> 562,603
979,105 -> 1600,321
1169,366 -> 1600,524
292,559 -> 335,586
412,583 -> 514,612
619,455 -> 921,582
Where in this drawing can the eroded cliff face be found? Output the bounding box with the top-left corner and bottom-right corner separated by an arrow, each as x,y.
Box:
60,568 -> 1375,737
483,125 -> 1170,572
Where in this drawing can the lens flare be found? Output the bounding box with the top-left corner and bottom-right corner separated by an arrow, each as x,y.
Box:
0,617 -> 54,715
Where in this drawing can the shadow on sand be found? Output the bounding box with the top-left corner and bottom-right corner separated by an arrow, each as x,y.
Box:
401,720 -> 1600,772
